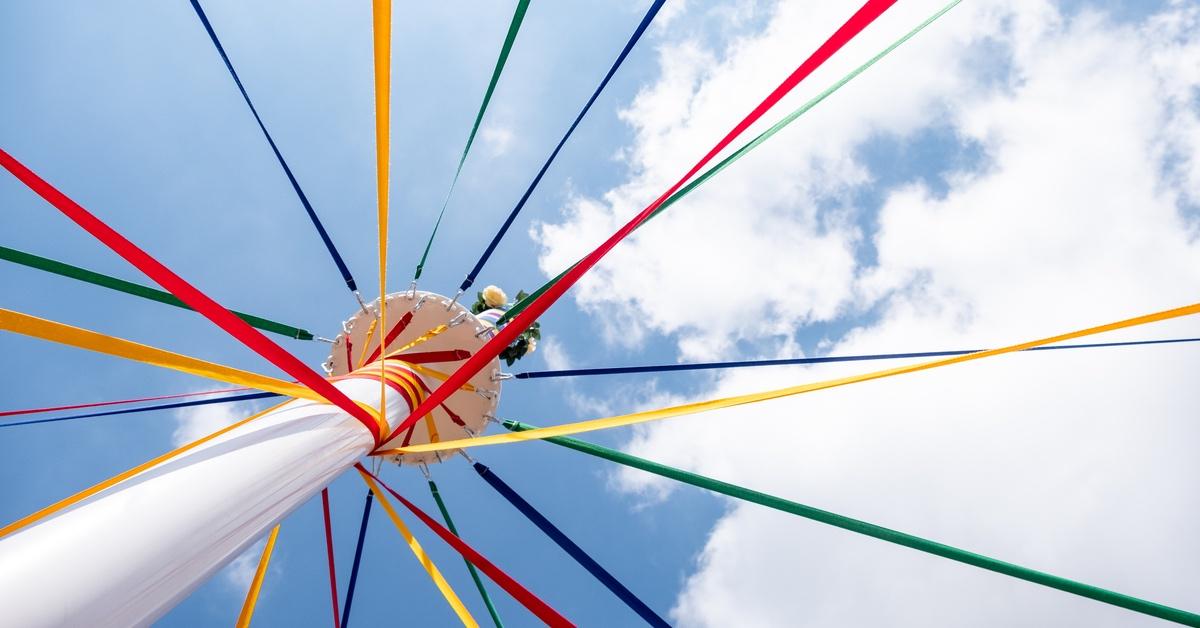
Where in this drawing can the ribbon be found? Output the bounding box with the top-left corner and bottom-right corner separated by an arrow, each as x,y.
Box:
0,400 -> 287,538
362,311 -> 414,365
356,465 -> 574,627
356,318 -> 380,369
320,489 -> 341,628
502,420 -> 1200,627
372,0 -> 392,441
379,302 -> 1200,455
236,524 -> 281,628
474,462 -> 668,627
0,308 -> 319,402
357,469 -> 478,627
512,336 -> 1200,379
390,0 -> 900,443
414,0 -> 533,282
187,0 -> 359,294
391,362 -> 476,394
393,349 -> 472,364
428,480 -> 506,628
340,490 -> 373,628
386,324 -> 450,357
499,0 -> 962,326
0,385 -> 250,419
460,0 -> 667,293
346,364 -> 425,414
0,147 -> 383,444
0,245 -> 315,339
0,392 -> 279,429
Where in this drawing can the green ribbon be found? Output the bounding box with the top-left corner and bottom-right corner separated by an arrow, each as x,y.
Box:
502,419 -> 1200,626
498,0 -> 962,326
427,479 -> 506,628
0,245 -> 314,340
414,0 -> 533,282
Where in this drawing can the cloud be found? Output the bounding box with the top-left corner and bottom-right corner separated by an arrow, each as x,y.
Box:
171,400 -> 278,593
539,335 -> 573,371
220,533 -> 281,595
533,0 -> 1200,625
222,538 -> 266,592
480,125 -> 515,157
172,398 -> 279,595
534,335 -> 679,419
532,0 -> 1026,360
170,398 -> 246,447
171,398 -> 280,600
171,394 -> 269,446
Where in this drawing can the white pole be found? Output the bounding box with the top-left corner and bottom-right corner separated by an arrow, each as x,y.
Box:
0,373 -> 411,627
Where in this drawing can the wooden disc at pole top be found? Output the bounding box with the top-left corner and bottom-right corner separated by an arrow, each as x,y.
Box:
326,291 -> 502,465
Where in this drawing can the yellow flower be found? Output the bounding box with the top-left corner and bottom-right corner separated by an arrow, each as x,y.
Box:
482,285 -> 508,308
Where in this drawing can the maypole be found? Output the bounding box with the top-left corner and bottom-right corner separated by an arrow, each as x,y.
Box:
2,0 -> 1197,625
0,288 -> 506,626
0,368 -> 415,626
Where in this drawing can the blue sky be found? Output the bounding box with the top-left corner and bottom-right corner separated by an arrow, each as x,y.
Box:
0,1 -> 721,625
3,0 -> 1199,626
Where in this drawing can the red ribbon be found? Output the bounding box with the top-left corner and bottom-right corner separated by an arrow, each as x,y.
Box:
384,0 -> 899,443
390,349 -> 470,364
407,373 -> 466,426
0,386 -> 247,418
363,311 -> 414,364
356,465 -> 574,627
349,368 -> 420,411
320,488 -> 341,628
0,148 -> 382,444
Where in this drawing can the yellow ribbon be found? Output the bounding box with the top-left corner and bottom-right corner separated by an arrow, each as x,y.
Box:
383,364 -> 426,411
372,0 -> 391,289
378,363 -> 439,443
378,302 -> 1200,455
372,0 -> 393,449
386,324 -> 450,357
362,350 -> 477,393
357,468 -> 478,627
424,410 -> 442,444
356,317 -> 380,369
236,524 -> 281,628
406,362 -> 477,393
357,400 -> 390,446
0,308 -> 321,402
1,400 -> 288,538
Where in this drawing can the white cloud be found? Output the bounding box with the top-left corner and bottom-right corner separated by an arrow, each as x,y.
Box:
171,394 -> 269,446
220,533 -> 281,594
540,335 -> 573,371
480,125 -> 515,157
535,335 -> 679,419
222,538 -> 265,592
171,398 -> 246,447
172,399 -> 278,595
533,0 -> 1026,360
534,0 -> 1200,625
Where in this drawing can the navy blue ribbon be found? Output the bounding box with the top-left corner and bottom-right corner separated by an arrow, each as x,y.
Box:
341,489 -> 374,628
474,462 -> 669,627
0,392 -> 280,429
188,0 -> 360,293
513,337 -> 1200,379
460,0 -> 666,292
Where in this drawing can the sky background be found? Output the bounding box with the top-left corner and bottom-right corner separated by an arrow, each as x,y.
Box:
1,0 -> 1198,626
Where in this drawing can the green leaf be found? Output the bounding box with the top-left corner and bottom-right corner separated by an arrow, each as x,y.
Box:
470,290 -> 488,314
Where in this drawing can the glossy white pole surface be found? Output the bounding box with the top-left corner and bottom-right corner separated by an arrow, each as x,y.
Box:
0,375 -> 409,627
